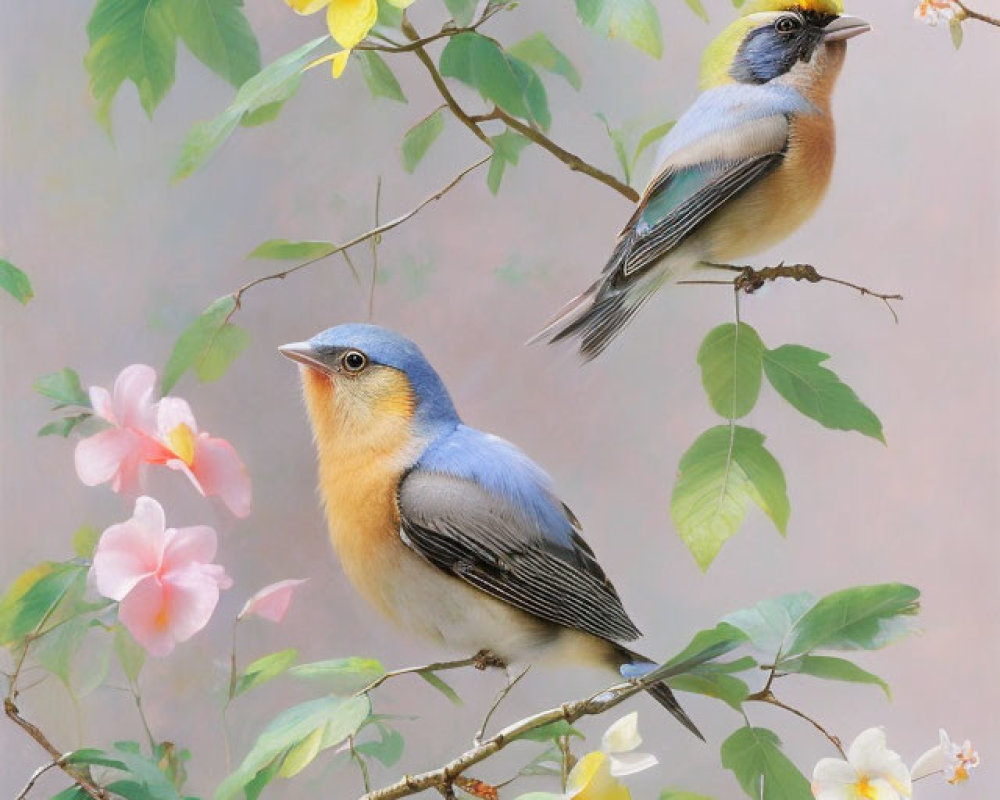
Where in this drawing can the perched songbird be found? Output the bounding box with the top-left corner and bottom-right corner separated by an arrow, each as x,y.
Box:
537,0 -> 870,359
280,324 -> 702,738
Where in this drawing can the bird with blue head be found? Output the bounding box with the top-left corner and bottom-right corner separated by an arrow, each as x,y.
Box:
280,323 -> 702,739
536,0 -> 870,359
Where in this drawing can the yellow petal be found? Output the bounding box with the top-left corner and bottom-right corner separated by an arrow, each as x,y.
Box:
167,423 -> 196,466
567,752 -> 631,800
304,49 -> 352,78
326,0 -> 378,50
286,0 -> 330,15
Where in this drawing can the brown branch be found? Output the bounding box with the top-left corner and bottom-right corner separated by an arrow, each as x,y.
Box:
227,155 -> 490,320
746,689 -> 847,759
358,645 -> 729,800
679,262 -> 904,323
356,2 -> 506,53
353,654 -> 486,698
954,0 -> 1000,26
484,108 -> 639,202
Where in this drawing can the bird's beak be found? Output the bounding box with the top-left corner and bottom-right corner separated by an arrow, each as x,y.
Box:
823,14 -> 871,41
278,341 -> 329,372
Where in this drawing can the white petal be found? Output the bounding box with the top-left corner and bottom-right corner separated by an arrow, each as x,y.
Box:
813,757 -> 858,790
602,711 -> 642,754
608,751 -> 657,777
848,728 -> 889,769
157,396 -> 198,437
910,745 -> 945,780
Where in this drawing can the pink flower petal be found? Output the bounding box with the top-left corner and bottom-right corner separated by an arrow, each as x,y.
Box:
117,574 -> 176,657
191,436 -> 252,518
239,579 -> 308,623
91,497 -> 167,600
89,386 -> 115,423
162,525 -> 218,574
113,364 -> 160,432
75,428 -> 140,487
157,396 -> 198,438
160,567 -> 224,643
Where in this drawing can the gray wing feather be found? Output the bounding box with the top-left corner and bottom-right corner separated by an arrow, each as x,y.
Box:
397,470 -> 641,642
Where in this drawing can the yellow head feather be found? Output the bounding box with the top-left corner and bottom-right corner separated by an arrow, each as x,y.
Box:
699,1 -> 845,88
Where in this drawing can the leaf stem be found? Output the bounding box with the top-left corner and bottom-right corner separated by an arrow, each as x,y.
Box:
745,689 -> 847,759
954,0 -> 1000,26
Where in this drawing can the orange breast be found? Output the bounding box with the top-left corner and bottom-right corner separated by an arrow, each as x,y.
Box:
701,111 -> 836,261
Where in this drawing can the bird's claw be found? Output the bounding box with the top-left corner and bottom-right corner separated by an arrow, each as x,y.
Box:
472,649 -> 507,671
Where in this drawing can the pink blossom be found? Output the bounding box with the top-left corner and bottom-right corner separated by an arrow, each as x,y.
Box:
150,397 -> 252,518
74,365 -> 168,493
91,496 -> 232,657
239,579 -> 308,623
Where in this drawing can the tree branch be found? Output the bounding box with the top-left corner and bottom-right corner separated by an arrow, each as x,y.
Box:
746,688 -> 846,759
357,2 -> 506,53
227,156 -> 490,320
358,645 -> 730,800
954,0 -> 1000,27
679,262 -> 904,323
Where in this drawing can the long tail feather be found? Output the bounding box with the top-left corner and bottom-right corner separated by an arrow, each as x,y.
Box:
616,647 -> 704,741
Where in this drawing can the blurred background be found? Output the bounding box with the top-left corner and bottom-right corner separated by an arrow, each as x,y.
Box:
2,0 -> 998,797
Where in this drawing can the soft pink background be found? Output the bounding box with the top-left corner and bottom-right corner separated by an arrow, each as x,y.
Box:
2,0 -> 998,797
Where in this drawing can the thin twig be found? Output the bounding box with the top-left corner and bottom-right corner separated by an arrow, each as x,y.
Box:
349,734 -> 372,793
746,689 -> 847,759
483,108 -> 639,202
227,156 -> 490,320
679,262 -> 903,323
369,176 -> 382,321
354,655 -> 485,698
474,666 -> 530,745
356,2 -> 506,53
954,0 -> 1000,26
358,645 -> 730,800
15,756 -> 66,800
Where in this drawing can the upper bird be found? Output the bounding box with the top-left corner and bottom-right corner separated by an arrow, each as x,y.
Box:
280,324 -> 701,738
536,0 -> 870,360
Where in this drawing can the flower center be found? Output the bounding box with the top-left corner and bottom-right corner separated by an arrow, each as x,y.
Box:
854,777 -> 878,800
167,423 -> 196,466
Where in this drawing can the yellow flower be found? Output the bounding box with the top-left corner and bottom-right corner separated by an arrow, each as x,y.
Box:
285,0 -> 415,77
566,752 -> 630,800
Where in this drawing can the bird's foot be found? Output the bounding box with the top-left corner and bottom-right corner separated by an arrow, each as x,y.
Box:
472,649 -> 507,671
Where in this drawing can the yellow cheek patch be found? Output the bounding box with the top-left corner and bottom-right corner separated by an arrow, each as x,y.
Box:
369,368 -> 416,419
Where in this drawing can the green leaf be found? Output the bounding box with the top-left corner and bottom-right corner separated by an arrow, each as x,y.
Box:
487,130 -> 530,194
670,426 -> 789,570
697,323 -> 766,419
39,414 -> 94,438
247,239 -> 337,261
85,0 -> 178,132
289,656 -> 385,693
783,583 -> 920,658
684,0 -> 710,22
0,258 -> 33,304
356,51 -> 406,102
633,119 -> 674,165
235,648 -> 299,696
720,727 -> 811,800
443,0 -> 477,26
355,722 -> 404,767
72,526 -> 101,559
780,654 -> 890,699
50,787 -> 89,800
723,592 -> 817,656
215,694 -> 371,800
508,32 -> 581,90
376,0 -> 404,28
660,789 -> 716,799
664,623 -> 749,671
573,0 -> 663,58
162,296 -> 250,392
114,625 -> 147,683
950,18 -> 963,49
173,36 -> 329,180
439,33 -> 550,129
0,563 -> 86,646
33,615 -> 112,696
595,113 -> 631,186
514,720 -> 584,742
762,345 -> 884,442
401,108 -> 446,173
667,670 -> 748,711
170,0 -> 260,87
70,745 -> 182,800
419,670 -> 463,706
33,369 -> 90,408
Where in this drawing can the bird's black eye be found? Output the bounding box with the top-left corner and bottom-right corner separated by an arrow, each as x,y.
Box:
341,350 -> 367,373
774,15 -> 801,33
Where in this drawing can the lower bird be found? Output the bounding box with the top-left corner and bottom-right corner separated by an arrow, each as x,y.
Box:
536,0 -> 870,360
280,324 -> 701,738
